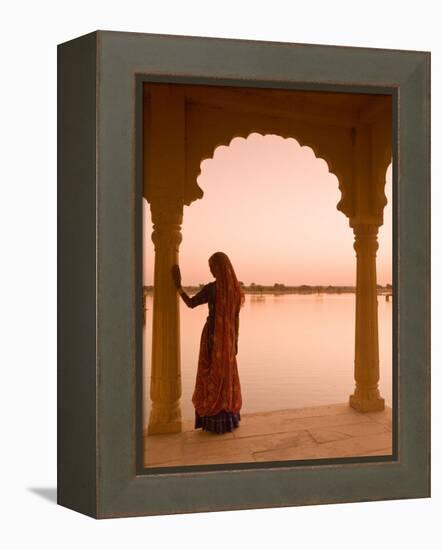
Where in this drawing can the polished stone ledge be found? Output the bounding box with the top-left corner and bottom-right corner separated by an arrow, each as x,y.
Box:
144,402 -> 392,468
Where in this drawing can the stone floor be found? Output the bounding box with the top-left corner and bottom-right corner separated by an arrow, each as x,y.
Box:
144,403 -> 393,468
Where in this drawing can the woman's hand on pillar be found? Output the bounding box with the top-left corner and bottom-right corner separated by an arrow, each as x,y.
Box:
171,264 -> 182,289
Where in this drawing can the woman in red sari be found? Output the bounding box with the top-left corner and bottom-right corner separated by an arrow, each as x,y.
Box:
172,252 -> 244,434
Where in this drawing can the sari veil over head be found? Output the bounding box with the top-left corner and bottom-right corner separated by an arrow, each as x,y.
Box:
192,252 -> 244,417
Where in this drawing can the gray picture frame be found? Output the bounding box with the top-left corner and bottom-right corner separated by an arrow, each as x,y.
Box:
58,30 -> 430,518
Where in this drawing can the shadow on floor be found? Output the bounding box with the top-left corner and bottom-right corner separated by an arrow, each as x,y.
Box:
28,487 -> 57,504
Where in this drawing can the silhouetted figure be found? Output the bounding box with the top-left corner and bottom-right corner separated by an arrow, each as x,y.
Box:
172,252 -> 244,434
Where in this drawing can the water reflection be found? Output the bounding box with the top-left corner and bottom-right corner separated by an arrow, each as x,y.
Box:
143,293 -> 392,423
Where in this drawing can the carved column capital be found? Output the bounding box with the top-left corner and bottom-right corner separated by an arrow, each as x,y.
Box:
151,223 -> 182,250
150,196 -> 183,224
149,197 -> 183,251
353,224 -> 379,257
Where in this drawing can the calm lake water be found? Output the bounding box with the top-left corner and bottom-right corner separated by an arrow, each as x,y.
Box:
143,293 -> 392,423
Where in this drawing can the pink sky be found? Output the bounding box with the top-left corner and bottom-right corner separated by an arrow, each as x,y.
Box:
143,133 -> 392,286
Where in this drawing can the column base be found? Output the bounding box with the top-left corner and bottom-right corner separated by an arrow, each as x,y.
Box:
147,420 -> 182,435
349,393 -> 385,413
147,399 -> 182,435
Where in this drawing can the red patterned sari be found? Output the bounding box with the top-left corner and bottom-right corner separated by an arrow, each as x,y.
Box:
179,252 -> 244,433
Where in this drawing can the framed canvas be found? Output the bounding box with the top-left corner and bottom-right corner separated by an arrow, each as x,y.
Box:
58,30 -> 430,518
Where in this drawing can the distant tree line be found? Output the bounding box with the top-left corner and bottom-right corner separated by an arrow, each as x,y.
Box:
143,282 -> 392,294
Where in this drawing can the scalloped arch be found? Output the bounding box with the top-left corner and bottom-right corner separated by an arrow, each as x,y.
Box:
375,158 -> 393,221
185,131 -> 352,219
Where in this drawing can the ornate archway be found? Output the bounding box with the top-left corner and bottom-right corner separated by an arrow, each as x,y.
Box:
143,82 -> 392,434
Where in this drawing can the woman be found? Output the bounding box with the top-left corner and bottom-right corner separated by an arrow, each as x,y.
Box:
171,252 -> 244,434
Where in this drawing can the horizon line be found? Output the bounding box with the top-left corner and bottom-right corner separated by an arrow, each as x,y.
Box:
143,283 -> 393,288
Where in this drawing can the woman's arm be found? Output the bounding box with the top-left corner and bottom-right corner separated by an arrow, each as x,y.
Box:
172,264 -> 210,308
179,285 -> 210,309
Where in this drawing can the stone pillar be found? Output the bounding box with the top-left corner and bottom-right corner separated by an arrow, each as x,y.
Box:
350,224 -> 385,412
147,199 -> 183,434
